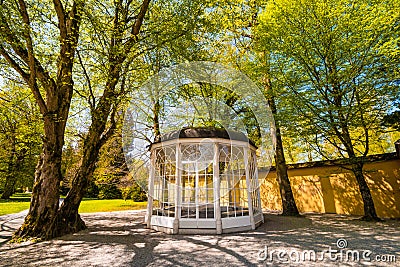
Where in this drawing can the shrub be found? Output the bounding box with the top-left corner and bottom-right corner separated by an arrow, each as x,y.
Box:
15,187 -> 24,193
121,187 -> 132,201
130,183 -> 147,202
85,180 -> 99,198
97,183 -> 122,199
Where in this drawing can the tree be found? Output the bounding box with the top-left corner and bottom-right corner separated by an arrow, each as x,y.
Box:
257,0 -> 400,220
0,0 -> 206,240
53,0 -> 210,238
48,0 -> 152,238
263,75 -> 300,215
0,0 -> 84,239
209,0 -> 300,216
93,125 -> 128,200
0,83 -> 42,199
161,0 -> 300,216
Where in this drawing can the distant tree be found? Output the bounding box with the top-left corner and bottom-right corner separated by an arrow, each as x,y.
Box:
0,83 -> 42,199
92,126 -> 128,200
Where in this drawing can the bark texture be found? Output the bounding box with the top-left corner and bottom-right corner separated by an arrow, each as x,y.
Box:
14,121 -> 65,239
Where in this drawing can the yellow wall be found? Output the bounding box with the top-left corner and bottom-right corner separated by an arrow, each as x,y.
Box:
260,159 -> 400,218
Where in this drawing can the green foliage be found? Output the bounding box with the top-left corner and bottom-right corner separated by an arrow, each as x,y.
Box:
84,180 -> 99,199
92,130 -> 127,199
256,0 -> 400,160
97,183 -> 122,200
0,82 -> 42,195
92,131 -> 148,201
130,182 -> 147,202
161,83 -> 262,145
121,184 -> 147,202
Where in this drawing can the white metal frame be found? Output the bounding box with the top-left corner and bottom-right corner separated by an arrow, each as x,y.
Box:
146,137 -> 262,234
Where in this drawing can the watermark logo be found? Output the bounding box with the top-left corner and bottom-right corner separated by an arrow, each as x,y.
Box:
336,238 -> 347,249
257,238 -> 397,263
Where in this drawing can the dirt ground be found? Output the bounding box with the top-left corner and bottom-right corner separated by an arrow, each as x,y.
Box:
1,210 -> 399,266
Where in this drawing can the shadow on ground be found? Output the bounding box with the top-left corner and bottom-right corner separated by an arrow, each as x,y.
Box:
0,211 -> 399,266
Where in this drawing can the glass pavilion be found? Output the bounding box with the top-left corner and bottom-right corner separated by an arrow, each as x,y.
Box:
145,127 -> 263,234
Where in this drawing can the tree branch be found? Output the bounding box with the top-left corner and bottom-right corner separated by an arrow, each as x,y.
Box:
76,50 -> 95,109
0,12 -> 55,90
0,45 -> 29,82
18,0 -> 38,92
0,46 -> 48,115
53,0 -> 67,40
132,0 -> 151,36
99,104 -> 118,147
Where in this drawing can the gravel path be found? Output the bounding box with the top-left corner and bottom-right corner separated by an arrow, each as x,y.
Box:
0,210 -> 399,266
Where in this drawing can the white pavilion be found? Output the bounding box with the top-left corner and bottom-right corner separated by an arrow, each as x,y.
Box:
145,127 -> 263,234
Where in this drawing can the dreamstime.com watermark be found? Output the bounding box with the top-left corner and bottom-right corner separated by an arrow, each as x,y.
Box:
257,238 -> 397,264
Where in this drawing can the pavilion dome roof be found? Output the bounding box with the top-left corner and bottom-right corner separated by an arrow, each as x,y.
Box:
152,127 -> 257,148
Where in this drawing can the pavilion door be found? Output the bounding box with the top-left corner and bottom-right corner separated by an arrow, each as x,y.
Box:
180,161 -> 216,229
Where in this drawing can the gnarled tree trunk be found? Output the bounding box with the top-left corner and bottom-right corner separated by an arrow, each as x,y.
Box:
48,115 -> 105,238
14,117 -> 65,239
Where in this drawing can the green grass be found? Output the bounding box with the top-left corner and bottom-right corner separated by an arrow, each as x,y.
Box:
0,193 -> 147,216
0,202 -> 31,216
0,193 -> 32,216
78,199 -> 147,213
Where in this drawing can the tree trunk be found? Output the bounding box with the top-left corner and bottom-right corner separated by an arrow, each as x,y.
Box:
13,120 -> 64,240
153,100 -> 161,137
1,0 -> 84,241
351,162 -> 380,221
265,77 -> 299,216
48,57 -> 119,238
47,0 -> 152,239
1,130 -> 17,200
335,108 -> 380,221
274,125 -> 300,216
1,174 -> 17,199
48,126 -> 102,238
47,168 -> 91,238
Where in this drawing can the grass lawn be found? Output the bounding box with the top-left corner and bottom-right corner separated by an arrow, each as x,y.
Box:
0,193 -> 147,216
78,199 -> 147,213
0,193 -> 31,216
